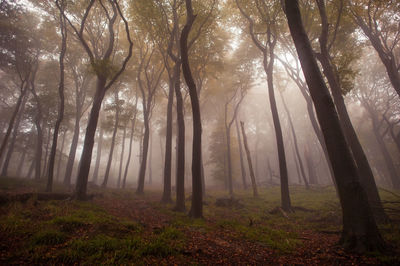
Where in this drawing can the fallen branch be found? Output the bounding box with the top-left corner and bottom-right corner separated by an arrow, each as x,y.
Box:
269,206 -> 289,218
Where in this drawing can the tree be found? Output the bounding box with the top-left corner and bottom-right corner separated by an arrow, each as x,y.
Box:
62,0 -> 133,199
181,0 -> 203,218
350,0 -> 400,98
0,4 -> 39,164
284,0 -> 384,251
46,0 -> 67,192
135,43 -> 164,194
314,0 -> 387,223
236,0 -> 292,212
240,122 -> 258,197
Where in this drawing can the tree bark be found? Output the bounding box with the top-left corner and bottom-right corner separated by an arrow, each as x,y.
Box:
63,114 -> 80,186
117,125 -> 126,188
316,0 -> 387,223
56,129 -> 67,180
46,4 -> 66,192
1,94 -> 27,177
42,126 -> 52,179
122,96 -> 138,189
240,121 -> 258,197
279,90 -> 308,188
235,118 -> 248,190
0,84 -> 28,162
102,95 -> 120,188
75,77 -> 107,199
181,0 -> 202,218
92,125 -> 104,184
284,0 -> 385,251
161,66 -> 174,203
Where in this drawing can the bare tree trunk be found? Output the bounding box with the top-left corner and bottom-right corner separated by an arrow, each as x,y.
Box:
75,77 -> 107,199
162,68 -> 174,203
56,129 -> 67,180
122,97 -> 138,189
0,85 -> 28,162
148,131 -> 153,185
316,0 -> 387,223
304,146 -> 317,185
46,5 -> 66,192
136,117 -> 150,194
92,125 -> 104,184
42,126 -> 52,179
102,97 -> 120,188
240,121 -> 258,197
1,95 -> 27,177
181,0 -> 202,218
117,125 -> 126,188
64,115 -> 81,186
279,91 -> 309,188
175,62 -> 186,211
284,0 -> 384,251
235,118 -> 248,190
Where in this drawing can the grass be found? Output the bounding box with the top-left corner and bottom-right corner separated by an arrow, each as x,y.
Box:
0,176 -> 399,264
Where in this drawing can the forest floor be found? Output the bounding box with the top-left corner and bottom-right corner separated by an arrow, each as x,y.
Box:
0,177 -> 399,265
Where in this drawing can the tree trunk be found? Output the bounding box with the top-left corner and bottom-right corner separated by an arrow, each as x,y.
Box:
316,0 -> 387,223
284,0 -> 384,251
1,94 -> 27,177
279,90 -> 309,188
0,86 -> 28,162
161,65 -> 174,203
117,125 -> 126,188
240,121 -> 258,197
372,123 -> 400,189
225,126 -> 233,196
42,126 -> 52,179
181,0 -> 202,218
75,77 -> 107,200
92,125 -> 104,184
63,114 -> 81,186
235,117 -> 248,190
304,146 -> 317,185
46,10 -> 66,192
148,131 -> 153,185
31,88 -> 43,181
102,100 -> 120,188
175,62 -> 186,211
56,129 -> 67,180
136,115 -> 150,194
263,49 -> 292,212
122,98 -> 138,189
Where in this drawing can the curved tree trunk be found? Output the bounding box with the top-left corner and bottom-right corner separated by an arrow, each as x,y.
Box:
102,100 -> 120,188
263,50 -> 292,212
240,121 -> 258,197
75,78 -> 107,199
1,95 -> 27,177
181,0 -> 202,218
136,115 -> 150,194
316,0 -> 387,223
63,115 -> 80,186
284,0 -> 384,251
279,90 -> 309,188
122,97 -> 138,189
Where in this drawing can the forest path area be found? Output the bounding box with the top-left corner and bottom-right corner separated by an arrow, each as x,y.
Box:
0,178 -> 398,265
94,191 -> 383,265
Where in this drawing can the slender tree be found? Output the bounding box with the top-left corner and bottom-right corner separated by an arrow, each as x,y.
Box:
62,0 -> 133,199
46,0 -> 67,192
284,0 -> 384,251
